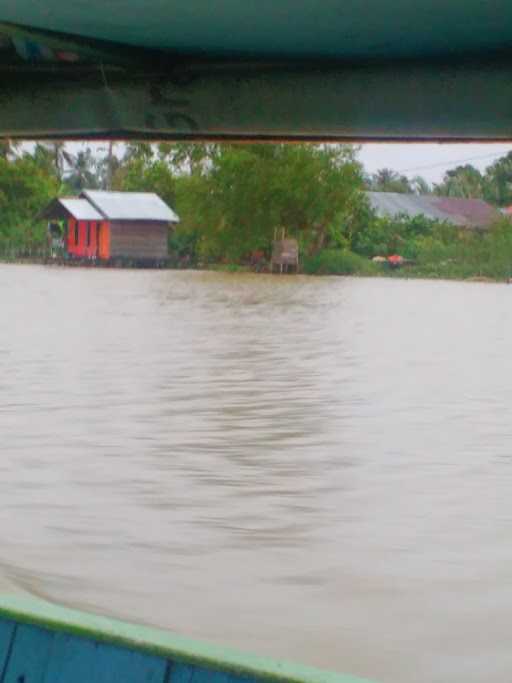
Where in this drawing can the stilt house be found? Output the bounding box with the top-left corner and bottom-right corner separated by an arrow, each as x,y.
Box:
40,190 -> 179,263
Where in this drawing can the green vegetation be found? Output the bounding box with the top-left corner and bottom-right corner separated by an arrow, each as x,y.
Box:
302,250 -> 378,276
1,141 -> 512,281
366,153 -> 512,205
0,147 -> 59,257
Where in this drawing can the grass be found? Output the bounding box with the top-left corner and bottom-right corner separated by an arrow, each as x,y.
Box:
208,263 -> 252,273
302,250 -> 379,276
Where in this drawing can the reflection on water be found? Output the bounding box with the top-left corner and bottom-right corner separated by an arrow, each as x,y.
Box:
2,264 -> 512,683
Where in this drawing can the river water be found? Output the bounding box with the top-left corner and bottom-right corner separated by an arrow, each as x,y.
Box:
1,263 -> 512,682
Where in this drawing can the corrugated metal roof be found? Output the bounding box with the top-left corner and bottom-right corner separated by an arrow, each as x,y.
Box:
367,191 -> 499,228
367,192 -> 449,223
432,196 -> 500,227
58,198 -> 103,221
81,190 -> 179,222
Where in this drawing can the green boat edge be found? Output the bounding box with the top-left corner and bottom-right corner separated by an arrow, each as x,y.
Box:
0,595 -> 375,683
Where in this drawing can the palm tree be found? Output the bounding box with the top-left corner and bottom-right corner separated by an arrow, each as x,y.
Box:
0,140 -> 20,160
96,142 -> 123,190
62,147 -> 99,191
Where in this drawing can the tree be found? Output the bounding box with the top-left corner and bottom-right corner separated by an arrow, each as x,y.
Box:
123,143 -> 154,164
112,149 -> 176,208
0,141 -> 19,161
410,175 -> 431,195
0,155 -> 58,255
96,143 -> 122,190
62,147 -> 99,191
368,168 -> 413,193
157,143 -> 216,176
30,143 -> 67,183
435,164 -> 485,198
352,212 -> 452,259
187,144 -> 366,261
484,152 -> 512,206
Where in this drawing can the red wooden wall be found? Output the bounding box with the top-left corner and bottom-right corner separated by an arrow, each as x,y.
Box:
67,219 -> 110,259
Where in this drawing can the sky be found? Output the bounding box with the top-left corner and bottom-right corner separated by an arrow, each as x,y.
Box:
358,143 -> 512,184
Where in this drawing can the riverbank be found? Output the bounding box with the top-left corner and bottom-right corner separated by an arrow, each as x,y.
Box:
4,257 -> 510,283
1,253 -> 510,284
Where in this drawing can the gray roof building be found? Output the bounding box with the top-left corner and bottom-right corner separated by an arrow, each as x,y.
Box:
367,191 -> 500,230
40,190 -> 179,263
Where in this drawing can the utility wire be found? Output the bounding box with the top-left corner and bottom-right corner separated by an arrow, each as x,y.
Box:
397,150 -> 511,175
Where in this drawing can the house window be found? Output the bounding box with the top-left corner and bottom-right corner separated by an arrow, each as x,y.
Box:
74,223 -> 79,246
86,223 -> 91,247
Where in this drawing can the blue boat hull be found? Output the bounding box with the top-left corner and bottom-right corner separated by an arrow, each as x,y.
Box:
0,596 -> 374,683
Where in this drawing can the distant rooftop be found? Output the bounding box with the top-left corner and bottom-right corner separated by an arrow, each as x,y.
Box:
367,191 -> 500,229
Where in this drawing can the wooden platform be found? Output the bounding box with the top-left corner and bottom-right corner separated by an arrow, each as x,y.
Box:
271,239 -> 299,274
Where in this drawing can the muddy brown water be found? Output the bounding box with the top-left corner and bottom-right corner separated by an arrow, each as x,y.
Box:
2,263 -> 512,682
